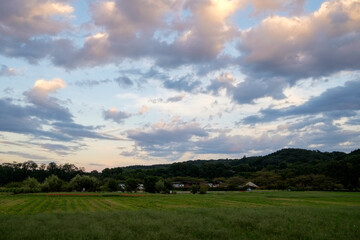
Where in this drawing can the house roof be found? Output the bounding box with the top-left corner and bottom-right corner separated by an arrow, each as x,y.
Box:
245,182 -> 258,188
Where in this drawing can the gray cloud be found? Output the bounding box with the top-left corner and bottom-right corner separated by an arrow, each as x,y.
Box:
114,76 -> 134,88
195,133 -> 290,155
244,80 -> 360,123
0,97 -> 116,142
39,143 -> 83,156
166,95 -> 185,102
127,121 -> 208,157
207,74 -> 286,104
51,122 -> 115,141
0,98 -> 43,135
0,0 -> 73,64
280,117 -> 360,151
0,65 -> 16,76
0,151 -> 49,161
126,120 -> 292,158
163,75 -> 201,92
128,122 -> 208,146
74,79 -> 112,88
103,108 -> 132,123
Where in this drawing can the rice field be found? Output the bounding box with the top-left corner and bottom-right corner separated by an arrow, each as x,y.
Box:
0,191 -> 359,239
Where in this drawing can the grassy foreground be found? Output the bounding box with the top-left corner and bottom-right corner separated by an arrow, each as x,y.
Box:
0,191 -> 359,239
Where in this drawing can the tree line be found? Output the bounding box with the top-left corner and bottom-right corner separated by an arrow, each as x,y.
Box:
0,148 -> 359,193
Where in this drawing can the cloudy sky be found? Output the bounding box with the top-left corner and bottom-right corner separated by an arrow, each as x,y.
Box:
1,0 -> 359,171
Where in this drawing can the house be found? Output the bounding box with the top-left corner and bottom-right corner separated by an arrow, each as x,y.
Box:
206,183 -> 219,188
244,182 -> 258,188
172,182 -> 185,188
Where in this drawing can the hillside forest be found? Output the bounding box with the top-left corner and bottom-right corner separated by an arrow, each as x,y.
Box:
0,148 -> 359,193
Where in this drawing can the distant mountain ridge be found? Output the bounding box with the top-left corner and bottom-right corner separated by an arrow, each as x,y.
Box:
123,148 -> 349,170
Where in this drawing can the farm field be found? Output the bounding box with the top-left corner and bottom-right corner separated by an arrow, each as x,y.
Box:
0,191 -> 359,239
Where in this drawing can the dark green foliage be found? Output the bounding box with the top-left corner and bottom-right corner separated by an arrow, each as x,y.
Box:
1,148 -> 359,191
226,176 -> 245,190
101,167 -> 123,180
199,184 -> 209,194
143,176 -> 158,193
70,174 -> 99,192
125,178 -> 139,192
42,175 -> 63,192
106,178 -> 118,192
190,184 -> 200,194
23,177 -> 41,193
155,179 -> 165,193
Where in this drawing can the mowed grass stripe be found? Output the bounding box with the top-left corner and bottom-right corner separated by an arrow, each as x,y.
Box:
78,198 -> 90,212
45,198 -> 62,213
11,198 -> 37,214
0,198 -> 26,214
96,199 -> 119,211
88,199 -> 114,211
37,197 -> 53,213
68,197 -> 80,212
80,198 -> 98,212
28,197 -> 50,214
17,198 -> 43,214
65,198 -> 72,212
108,198 -> 135,210
56,198 -> 67,212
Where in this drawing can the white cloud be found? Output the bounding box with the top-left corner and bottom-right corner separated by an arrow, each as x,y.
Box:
32,78 -> 66,94
240,0 -> 360,80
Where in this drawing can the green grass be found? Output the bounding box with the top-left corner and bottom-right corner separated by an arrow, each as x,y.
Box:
0,191 -> 359,239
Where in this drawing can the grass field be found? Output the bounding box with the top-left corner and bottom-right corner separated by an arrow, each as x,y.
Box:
0,191 -> 359,239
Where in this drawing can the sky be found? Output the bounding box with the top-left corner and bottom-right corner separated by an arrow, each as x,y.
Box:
0,0 -> 359,171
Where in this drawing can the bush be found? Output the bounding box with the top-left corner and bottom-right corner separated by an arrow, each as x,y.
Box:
199,184 -> 209,194
190,184 -> 200,194
106,178 -> 119,192
155,180 -> 166,193
125,178 -> 139,192
23,177 -> 40,193
42,175 -> 63,192
144,176 -> 158,193
70,174 -> 99,192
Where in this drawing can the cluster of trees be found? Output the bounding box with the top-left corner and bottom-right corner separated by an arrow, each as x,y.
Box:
1,148 -> 359,193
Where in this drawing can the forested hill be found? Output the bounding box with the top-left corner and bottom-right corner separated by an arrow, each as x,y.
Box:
119,148 -> 359,190
124,148 -> 347,171
1,148 -> 359,191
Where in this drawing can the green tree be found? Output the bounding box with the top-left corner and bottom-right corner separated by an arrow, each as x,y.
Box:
70,174 -> 99,192
155,179 -> 165,193
199,184 -> 209,194
23,177 -> 40,192
144,176 -> 158,193
125,178 -> 139,192
190,184 -> 200,194
226,176 -> 245,190
106,178 -> 118,192
42,175 -> 63,192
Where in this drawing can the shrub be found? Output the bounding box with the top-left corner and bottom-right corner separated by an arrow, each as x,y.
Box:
42,175 -> 63,192
70,174 -> 99,192
23,177 -> 40,193
125,178 -> 139,192
106,178 -> 119,192
199,184 -> 209,194
144,176 -> 158,193
190,184 -> 200,194
155,180 -> 166,193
